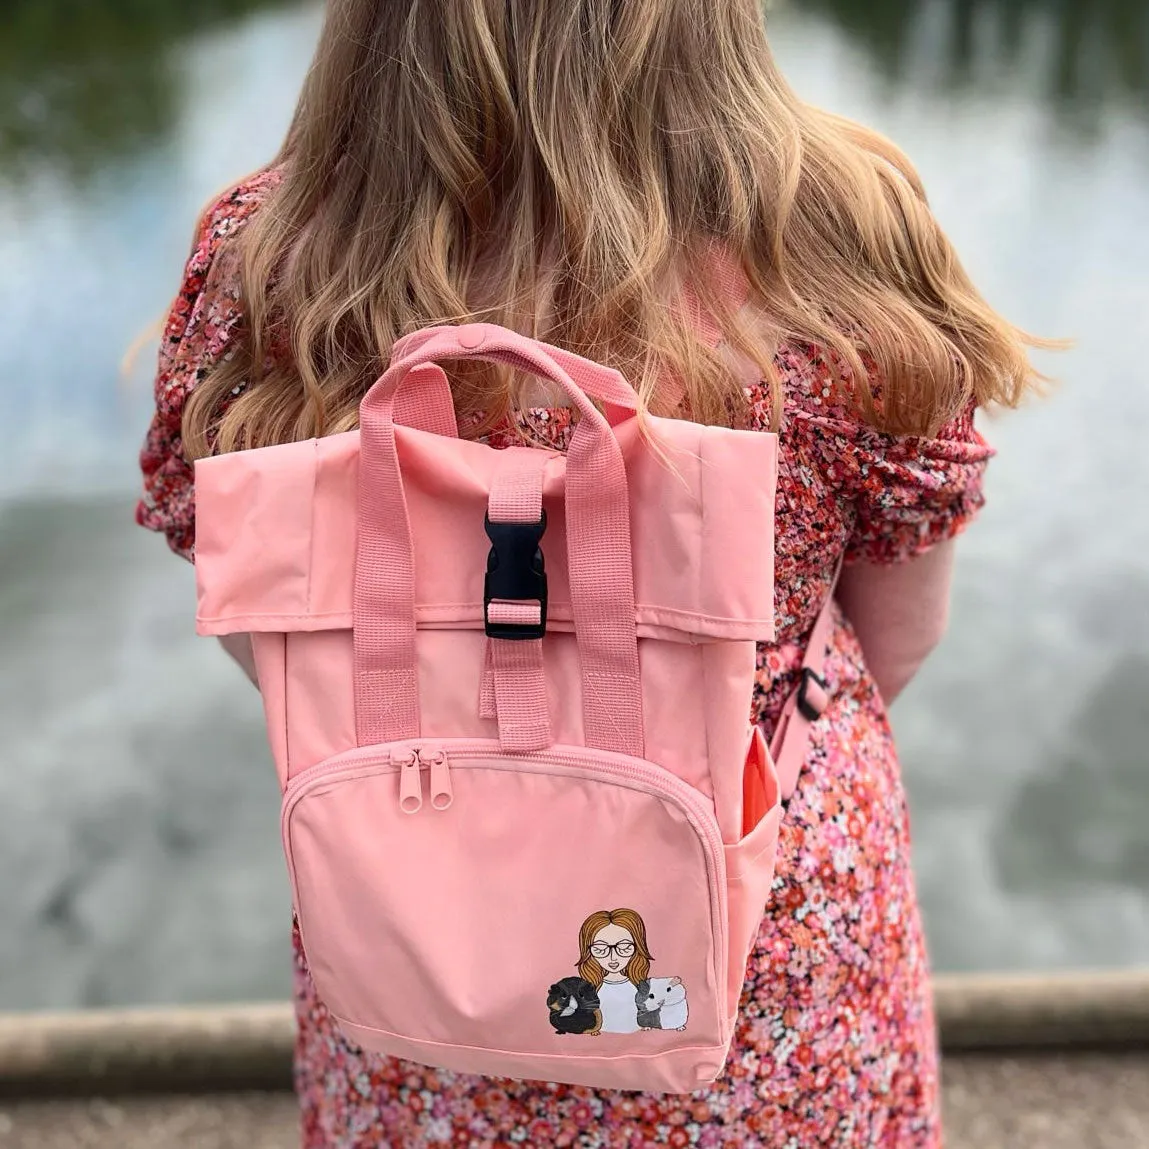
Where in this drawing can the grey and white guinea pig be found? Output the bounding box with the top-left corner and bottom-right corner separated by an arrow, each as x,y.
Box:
635,976 -> 689,1031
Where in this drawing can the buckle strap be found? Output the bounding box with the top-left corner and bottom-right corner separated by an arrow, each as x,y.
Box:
796,667 -> 830,722
482,449 -> 555,751
489,637 -> 551,753
483,514 -> 548,641
770,563 -> 842,802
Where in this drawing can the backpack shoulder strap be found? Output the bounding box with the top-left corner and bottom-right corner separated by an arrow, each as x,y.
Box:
685,250 -> 751,350
769,562 -> 842,803
684,249 -> 839,801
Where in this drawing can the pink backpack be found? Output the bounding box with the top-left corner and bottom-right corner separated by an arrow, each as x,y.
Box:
194,322 -> 835,1094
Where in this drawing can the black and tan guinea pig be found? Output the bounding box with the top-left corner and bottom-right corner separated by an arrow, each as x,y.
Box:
546,977 -> 603,1035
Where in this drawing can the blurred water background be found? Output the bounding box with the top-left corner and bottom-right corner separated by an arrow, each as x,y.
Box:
1,0 -> 1147,1011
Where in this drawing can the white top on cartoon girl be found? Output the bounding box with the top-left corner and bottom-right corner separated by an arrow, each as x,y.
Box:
588,921 -> 640,1034
596,979 -> 640,1034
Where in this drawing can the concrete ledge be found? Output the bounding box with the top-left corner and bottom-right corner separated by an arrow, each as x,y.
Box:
0,1003 -> 293,1098
934,969 -> 1149,1053
1,970 -> 1147,1098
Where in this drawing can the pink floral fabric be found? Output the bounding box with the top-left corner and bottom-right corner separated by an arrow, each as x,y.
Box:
138,173 -> 993,1147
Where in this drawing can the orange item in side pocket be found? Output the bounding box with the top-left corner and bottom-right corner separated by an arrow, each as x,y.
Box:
742,728 -> 772,837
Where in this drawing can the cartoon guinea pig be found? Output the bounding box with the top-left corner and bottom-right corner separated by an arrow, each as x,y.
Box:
635,976 -> 689,1031
547,977 -> 603,1035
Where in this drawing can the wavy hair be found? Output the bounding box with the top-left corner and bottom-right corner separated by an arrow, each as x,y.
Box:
182,0 -> 1054,459
576,908 -> 653,989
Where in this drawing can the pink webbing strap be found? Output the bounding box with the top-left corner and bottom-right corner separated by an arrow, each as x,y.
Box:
354,324 -> 644,756
354,392 -> 422,745
393,363 -> 459,438
660,245 -> 753,411
481,448 -> 555,753
564,413 -> 644,757
769,565 -> 842,802
679,243 -> 750,347
486,641 -> 549,752
393,325 -> 639,427
352,343 -> 489,744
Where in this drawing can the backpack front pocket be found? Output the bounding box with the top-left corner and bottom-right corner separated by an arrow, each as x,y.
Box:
282,739 -> 732,1092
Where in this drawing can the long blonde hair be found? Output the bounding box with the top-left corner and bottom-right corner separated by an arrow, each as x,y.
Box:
183,0 -> 1052,459
576,908 -> 653,989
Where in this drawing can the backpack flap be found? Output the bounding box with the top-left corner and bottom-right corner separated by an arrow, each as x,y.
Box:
194,419 -> 776,643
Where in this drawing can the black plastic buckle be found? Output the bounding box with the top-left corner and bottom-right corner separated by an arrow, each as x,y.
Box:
796,667 -> 829,722
483,512 -> 548,641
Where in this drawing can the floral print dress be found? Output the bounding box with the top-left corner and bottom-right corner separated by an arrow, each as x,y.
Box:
138,172 -> 992,1148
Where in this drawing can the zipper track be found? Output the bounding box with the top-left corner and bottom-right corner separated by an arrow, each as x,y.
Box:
283,739 -> 730,1043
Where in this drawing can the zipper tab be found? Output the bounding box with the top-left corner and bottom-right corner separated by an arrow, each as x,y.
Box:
396,750 -> 423,814
428,751 -> 453,811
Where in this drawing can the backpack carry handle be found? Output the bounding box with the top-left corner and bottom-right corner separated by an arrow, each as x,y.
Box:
353,324 -> 645,759
392,363 -> 460,438
379,323 -> 641,434
384,245 -> 752,435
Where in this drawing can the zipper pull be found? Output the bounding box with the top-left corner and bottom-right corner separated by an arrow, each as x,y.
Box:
397,750 -> 423,814
428,750 -> 453,811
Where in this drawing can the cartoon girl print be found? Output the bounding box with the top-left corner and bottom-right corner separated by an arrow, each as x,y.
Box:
544,908 -> 688,1036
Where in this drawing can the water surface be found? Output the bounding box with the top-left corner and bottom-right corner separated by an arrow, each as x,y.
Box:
1,0 -> 1147,1009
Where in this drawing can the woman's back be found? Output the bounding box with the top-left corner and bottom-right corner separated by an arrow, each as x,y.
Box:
141,168 -> 991,705
136,0 -> 1043,1142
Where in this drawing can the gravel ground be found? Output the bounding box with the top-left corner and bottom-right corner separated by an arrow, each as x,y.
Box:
2,1053 -> 1148,1148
